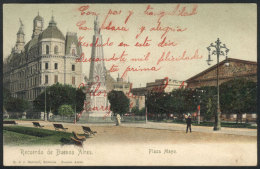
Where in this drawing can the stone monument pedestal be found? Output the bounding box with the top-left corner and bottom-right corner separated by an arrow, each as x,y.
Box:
79,111 -> 113,123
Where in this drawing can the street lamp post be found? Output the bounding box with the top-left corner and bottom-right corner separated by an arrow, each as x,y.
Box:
44,84 -> 47,121
144,90 -> 151,124
145,93 -> 148,124
206,38 -> 229,131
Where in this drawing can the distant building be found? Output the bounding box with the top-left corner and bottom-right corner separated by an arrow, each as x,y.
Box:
132,78 -> 185,96
3,13 -> 82,101
186,58 -> 257,89
131,78 -> 185,110
111,74 -> 131,93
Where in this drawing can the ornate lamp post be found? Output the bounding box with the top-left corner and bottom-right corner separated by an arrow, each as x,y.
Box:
206,38 -> 229,131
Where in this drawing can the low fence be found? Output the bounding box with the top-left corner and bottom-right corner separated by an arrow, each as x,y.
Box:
49,115 -> 76,123
4,111 -> 42,120
48,115 -> 146,123
148,113 -> 257,123
119,116 -> 146,123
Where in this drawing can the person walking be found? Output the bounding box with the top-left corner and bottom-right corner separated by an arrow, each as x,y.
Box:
186,114 -> 192,133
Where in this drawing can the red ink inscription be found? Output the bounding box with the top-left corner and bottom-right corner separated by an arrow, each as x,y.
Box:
118,42 -> 130,47
151,77 -> 169,92
150,21 -> 187,38
75,51 -> 127,63
130,52 -> 150,62
135,36 -> 151,47
125,10 -> 134,24
78,5 -> 98,16
78,76 -> 107,97
121,66 -> 161,79
158,37 -> 178,47
76,20 -> 92,31
109,64 -> 119,72
157,49 -> 203,65
84,101 -> 111,113
78,36 -> 114,47
101,9 -> 129,32
136,26 -> 146,39
144,4 -> 198,23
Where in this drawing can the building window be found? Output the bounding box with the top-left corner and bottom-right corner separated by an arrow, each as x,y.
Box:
72,64 -> 75,71
72,76 -> 75,85
45,62 -> 48,69
45,75 -> 48,84
54,46 -> 58,54
54,63 -> 58,69
54,75 -> 58,83
72,49 -> 76,56
46,45 -> 49,54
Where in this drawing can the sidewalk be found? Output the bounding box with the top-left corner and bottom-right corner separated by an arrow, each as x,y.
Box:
14,120 -> 257,136
121,121 -> 257,136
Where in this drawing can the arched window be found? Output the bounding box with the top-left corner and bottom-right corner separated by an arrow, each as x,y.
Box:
54,46 -> 58,54
46,45 -> 49,54
72,49 -> 75,56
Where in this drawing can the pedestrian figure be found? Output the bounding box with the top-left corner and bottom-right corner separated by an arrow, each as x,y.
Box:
116,114 -> 121,126
186,114 -> 192,133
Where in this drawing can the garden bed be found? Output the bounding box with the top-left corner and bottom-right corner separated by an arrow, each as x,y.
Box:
3,126 -> 73,145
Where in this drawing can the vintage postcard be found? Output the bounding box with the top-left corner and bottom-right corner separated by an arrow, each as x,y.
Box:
2,3 -> 257,166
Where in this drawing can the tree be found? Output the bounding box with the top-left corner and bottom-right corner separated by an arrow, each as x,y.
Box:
167,89 -> 196,117
131,106 -> 145,116
3,87 -> 11,107
76,87 -> 86,112
58,105 -> 74,118
220,78 -> 257,123
4,87 -> 32,112
146,88 -> 198,121
204,98 -> 215,121
147,92 -> 168,120
131,106 -> 139,115
139,107 -> 146,116
108,90 -> 130,116
193,86 -> 217,122
5,97 -> 31,112
33,83 -> 85,114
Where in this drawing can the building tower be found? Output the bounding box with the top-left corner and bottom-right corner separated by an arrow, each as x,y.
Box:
32,12 -> 44,38
15,19 -> 25,53
80,16 -> 111,122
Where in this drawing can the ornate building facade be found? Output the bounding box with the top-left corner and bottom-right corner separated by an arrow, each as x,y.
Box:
3,13 -> 82,101
186,58 -> 257,88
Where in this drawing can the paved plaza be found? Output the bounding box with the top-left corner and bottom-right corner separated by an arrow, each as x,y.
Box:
4,120 -> 257,166
15,120 -> 257,137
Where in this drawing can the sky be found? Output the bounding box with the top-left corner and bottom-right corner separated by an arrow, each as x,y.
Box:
3,3 -> 257,87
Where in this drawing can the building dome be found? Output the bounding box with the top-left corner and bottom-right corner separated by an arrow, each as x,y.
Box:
34,13 -> 43,21
39,16 -> 65,41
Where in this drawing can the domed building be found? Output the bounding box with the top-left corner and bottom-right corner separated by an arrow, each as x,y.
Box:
3,13 -> 82,101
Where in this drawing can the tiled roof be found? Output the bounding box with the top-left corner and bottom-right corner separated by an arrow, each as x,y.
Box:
65,33 -> 81,55
39,17 -> 65,41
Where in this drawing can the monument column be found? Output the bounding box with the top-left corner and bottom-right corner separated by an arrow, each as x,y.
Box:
79,16 -> 111,122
